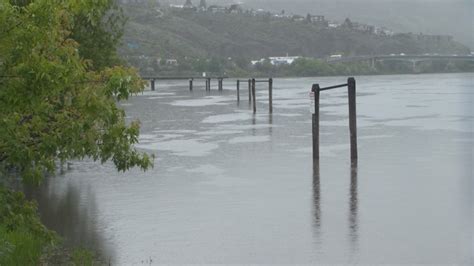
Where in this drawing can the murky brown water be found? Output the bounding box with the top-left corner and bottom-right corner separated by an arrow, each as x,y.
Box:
28,73 -> 473,264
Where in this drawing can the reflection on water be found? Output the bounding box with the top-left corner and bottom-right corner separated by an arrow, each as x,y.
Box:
24,177 -> 113,264
268,114 -> 273,136
348,163 -> 359,252
312,160 -> 360,253
312,161 -> 321,237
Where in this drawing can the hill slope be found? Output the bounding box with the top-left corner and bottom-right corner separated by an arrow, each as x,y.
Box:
120,6 -> 469,61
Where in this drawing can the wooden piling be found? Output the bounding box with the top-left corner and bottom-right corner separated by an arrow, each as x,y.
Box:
348,77 -> 358,161
189,78 -> 193,91
206,78 -> 211,91
248,79 -> 251,102
269,78 -> 273,113
151,79 -> 155,91
312,84 -> 320,160
237,80 -> 240,102
252,78 -> 256,113
218,78 -> 223,91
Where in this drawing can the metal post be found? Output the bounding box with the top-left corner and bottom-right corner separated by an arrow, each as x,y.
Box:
312,84 -> 320,160
189,78 -> 193,91
252,78 -> 256,113
237,80 -> 240,102
348,77 -> 358,162
151,79 -> 155,91
269,78 -> 273,113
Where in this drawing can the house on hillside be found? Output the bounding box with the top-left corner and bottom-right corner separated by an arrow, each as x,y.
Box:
269,56 -> 301,65
307,15 -> 329,27
166,59 -> 178,66
208,5 -> 226,13
292,15 -> 305,22
252,56 -> 301,66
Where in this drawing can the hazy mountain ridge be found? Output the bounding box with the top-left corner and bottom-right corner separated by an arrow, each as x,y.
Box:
166,0 -> 473,49
120,4 -> 470,62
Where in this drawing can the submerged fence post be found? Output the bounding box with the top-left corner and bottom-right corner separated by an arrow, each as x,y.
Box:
269,78 -> 273,113
252,78 -> 256,113
248,79 -> 251,102
218,78 -> 223,91
348,77 -> 358,162
237,80 -> 240,102
151,79 -> 155,91
189,78 -> 193,91
312,84 -> 320,160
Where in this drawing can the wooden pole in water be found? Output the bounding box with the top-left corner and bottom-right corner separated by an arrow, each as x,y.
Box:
312,84 -> 320,160
248,79 -> 251,102
348,77 -> 358,162
237,80 -> 240,102
219,78 -> 223,91
151,79 -> 155,91
189,78 -> 193,91
252,78 -> 257,113
269,78 -> 273,113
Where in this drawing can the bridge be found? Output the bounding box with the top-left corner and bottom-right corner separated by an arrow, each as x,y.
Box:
327,54 -> 474,72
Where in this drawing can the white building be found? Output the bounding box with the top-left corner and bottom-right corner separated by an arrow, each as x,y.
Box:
268,56 -> 301,65
251,56 -> 301,66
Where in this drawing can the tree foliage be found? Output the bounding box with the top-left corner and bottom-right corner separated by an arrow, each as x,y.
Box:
69,0 -> 127,70
0,0 -> 153,184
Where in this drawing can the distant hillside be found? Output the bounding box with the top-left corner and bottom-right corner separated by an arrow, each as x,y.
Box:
120,5 -> 469,61
241,0 -> 474,50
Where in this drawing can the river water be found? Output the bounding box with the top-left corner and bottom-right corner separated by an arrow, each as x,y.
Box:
28,73 -> 472,264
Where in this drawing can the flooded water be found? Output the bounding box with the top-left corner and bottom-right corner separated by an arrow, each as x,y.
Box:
29,73 -> 472,264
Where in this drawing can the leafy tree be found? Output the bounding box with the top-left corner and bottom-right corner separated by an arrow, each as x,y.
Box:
0,0 -> 153,184
69,0 -> 127,70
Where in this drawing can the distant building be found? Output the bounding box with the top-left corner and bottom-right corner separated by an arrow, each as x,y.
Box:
269,56 -> 301,65
208,5 -> 226,13
416,33 -> 453,42
252,56 -> 301,66
166,59 -> 178,66
355,23 -> 375,34
307,15 -> 329,27
292,15 -> 305,22
251,59 -> 265,65
170,4 -> 184,9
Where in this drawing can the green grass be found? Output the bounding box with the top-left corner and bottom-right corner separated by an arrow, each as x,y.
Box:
0,186 -> 56,265
72,248 -> 94,266
0,226 -> 45,265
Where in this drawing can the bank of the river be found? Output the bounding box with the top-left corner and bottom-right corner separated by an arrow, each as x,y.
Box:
0,185 -> 98,265
140,57 -> 474,78
150,68 -> 474,80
